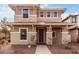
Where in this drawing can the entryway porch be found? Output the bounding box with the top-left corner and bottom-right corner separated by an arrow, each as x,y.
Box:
36,25 -> 62,46
32,23 -> 71,46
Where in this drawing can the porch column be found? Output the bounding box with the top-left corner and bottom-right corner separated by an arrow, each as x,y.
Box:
46,25 -> 52,45
27,25 -> 37,45
62,25 -> 71,45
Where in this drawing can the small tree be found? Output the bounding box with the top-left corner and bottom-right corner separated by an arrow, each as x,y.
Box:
28,34 -> 35,48
0,17 -> 12,48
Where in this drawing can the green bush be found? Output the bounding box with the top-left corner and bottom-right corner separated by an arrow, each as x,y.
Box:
63,43 -> 71,49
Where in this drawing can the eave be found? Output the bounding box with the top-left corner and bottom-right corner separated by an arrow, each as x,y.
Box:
11,22 -> 74,26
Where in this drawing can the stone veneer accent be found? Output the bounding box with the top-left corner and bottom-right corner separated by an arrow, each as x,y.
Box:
46,32 -> 52,45
10,32 -> 37,45
62,32 -> 71,44
10,32 -> 28,45
27,32 -> 37,45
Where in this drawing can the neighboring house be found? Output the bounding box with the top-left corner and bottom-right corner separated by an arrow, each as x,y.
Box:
9,4 -> 73,46
62,14 -> 79,43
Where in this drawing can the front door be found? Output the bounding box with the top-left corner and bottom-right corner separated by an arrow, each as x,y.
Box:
37,27 -> 46,44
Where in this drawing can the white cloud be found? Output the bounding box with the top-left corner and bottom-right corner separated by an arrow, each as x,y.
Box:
0,5 -> 14,22
0,10 -> 14,22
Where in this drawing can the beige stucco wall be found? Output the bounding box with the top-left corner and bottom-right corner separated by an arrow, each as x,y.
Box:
10,32 -> 28,45
12,25 -> 36,32
10,32 -> 37,45
10,25 -> 37,45
15,6 -> 38,15
14,6 -> 64,23
62,27 -> 71,44
52,28 -> 62,45
70,29 -> 78,43
62,32 -> 71,44
27,32 -> 37,45
63,17 -> 72,23
46,27 -> 62,45
14,6 -> 38,22
11,25 -> 64,45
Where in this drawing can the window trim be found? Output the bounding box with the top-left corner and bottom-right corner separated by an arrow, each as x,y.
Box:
22,9 -> 29,18
19,28 -> 28,40
51,12 -> 54,17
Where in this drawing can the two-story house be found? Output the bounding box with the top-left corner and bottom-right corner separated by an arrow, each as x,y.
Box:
9,4 -> 73,46
62,14 -> 79,43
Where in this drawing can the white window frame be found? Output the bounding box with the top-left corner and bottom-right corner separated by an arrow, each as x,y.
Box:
50,12 -> 54,17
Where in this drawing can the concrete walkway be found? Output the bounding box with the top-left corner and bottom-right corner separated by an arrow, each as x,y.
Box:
35,45 -> 51,54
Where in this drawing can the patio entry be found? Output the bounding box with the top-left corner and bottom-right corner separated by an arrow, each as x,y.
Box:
52,28 -> 62,47
36,27 -> 46,44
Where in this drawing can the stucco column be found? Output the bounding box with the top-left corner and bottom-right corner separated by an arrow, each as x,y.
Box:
27,25 -> 37,45
62,26 -> 71,45
46,26 -> 52,45
27,32 -> 37,45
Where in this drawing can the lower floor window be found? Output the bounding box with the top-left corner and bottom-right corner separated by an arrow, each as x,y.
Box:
20,29 -> 27,40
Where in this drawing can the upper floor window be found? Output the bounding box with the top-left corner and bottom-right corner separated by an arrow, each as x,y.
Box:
23,9 -> 28,18
54,12 -> 57,17
40,12 -> 43,17
72,17 -> 76,23
47,12 -> 50,17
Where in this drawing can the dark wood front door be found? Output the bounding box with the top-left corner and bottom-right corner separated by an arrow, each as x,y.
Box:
39,29 -> 44,44
37,27 -> 46,44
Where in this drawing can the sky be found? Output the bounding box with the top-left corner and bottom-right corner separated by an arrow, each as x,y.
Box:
0,4 -> 79,22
